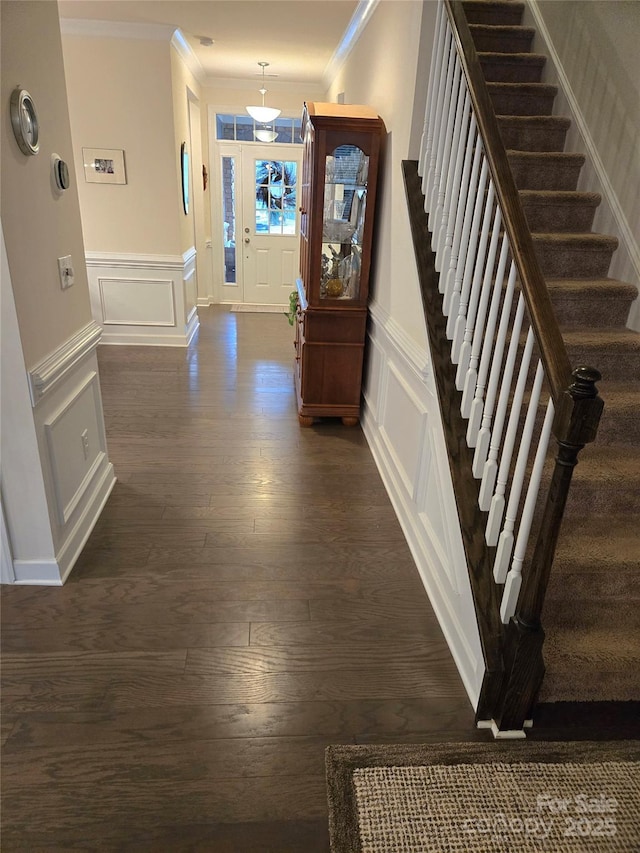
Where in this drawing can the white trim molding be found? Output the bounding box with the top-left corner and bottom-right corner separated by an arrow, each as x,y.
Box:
171,29 -> 206,84
86,250 -> 199,346
28,321 -> 102,405
323,0 -> 380,90
362,308 -> 485,709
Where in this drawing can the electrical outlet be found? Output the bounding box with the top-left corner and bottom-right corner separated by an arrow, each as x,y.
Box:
81,429 -> 90,460
58,255 -> 74,289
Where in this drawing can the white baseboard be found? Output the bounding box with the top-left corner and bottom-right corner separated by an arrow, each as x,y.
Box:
362,308 -> 484,710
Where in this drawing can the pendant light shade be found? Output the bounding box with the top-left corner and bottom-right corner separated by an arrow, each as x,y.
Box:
246,62 -> 281,124
254,128 -> 278,143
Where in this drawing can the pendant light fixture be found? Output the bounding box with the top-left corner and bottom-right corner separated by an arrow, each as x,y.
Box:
246,61 -> 281,124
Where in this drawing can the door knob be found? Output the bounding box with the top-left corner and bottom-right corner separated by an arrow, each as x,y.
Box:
244,237 -> 250,244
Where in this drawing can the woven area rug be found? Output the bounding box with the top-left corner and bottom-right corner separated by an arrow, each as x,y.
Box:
229,303 -> 286,313
326,741 -> 640,852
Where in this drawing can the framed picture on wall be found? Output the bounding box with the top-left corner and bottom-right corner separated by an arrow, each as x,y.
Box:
83,148 -> 126,184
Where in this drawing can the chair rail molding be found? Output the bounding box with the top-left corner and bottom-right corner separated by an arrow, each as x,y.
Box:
27,320 -> 102,405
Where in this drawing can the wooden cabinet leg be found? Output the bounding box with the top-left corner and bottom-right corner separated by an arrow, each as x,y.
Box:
298,414 -> 314,428
342,417 -> 359,427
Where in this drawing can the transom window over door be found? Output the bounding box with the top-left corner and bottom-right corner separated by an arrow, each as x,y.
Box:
255,160 -> 297,236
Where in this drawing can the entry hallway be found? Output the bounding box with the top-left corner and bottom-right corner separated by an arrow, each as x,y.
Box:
1,306 -> 482,850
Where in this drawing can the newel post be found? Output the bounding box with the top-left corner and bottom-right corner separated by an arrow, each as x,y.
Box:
494,366 -> 604,732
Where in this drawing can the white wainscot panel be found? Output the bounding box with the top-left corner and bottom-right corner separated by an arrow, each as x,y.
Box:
380,362 -> 428,500
362,334 -> 385,422
99,278 -> 176,327
44,372 -> 107,525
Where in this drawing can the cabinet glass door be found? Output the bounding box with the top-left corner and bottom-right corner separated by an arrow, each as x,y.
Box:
320,145 -> 369,300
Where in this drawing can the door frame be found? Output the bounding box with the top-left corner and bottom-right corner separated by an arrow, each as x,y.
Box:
208,107 -> 303,305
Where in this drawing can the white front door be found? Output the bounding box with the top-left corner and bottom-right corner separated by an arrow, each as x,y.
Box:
240,145 -> 302,305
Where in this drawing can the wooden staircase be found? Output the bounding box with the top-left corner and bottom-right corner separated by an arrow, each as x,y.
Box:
464,0 -> 640,706
406,0 -> 640,730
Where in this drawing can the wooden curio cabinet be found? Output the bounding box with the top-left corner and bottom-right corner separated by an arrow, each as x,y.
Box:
295,102 -> 384,426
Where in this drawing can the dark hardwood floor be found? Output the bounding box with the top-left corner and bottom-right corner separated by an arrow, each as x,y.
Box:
0,307 -> 498,849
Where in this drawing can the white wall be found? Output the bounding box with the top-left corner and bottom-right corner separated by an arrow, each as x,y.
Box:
62,33 -> 181,256
1,0 -> 93,369
1,1 -> 115,584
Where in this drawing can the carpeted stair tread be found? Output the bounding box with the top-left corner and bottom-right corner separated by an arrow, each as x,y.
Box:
487,81 -> 557,115
469,23 -> 535,53
520,191 -> 601,233
532,232 -> 618,278
545,278 -> 637,327
497,115 -> 571,152
478,52 -> 546,83
507,151 -> 585,190
463,1 -> 525,26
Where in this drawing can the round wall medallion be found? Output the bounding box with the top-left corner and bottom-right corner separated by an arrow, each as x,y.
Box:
10,87 -> 40,155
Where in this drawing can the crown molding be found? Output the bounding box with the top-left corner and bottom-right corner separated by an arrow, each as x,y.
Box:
322,0 -> 380,90
171,29 -> 206,84
59,17 -> 175,41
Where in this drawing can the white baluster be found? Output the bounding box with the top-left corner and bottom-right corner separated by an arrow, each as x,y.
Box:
439,88 -> 471,275
473,262 -> 518,478
421,2 -> 446,191
442,115 -> 477,301
456,187 -> 500,391
419,1 -> 445,181
447,156 -> 489,347
428,34 -> 457,226
424,24 -> 452,209
433,59 -> 462,264
501,397 -> 555,623
467,237 -> 510,448
479,295 -> 526,505
493,360 -> 545,581
485,326 -> 535,545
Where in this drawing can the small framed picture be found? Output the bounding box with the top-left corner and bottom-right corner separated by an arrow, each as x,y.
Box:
83,148 -> 126,184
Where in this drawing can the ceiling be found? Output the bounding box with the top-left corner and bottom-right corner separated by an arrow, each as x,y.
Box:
57,0 -> 361,86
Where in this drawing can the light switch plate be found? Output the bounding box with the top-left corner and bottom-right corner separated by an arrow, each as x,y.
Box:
58,255 -> 74,289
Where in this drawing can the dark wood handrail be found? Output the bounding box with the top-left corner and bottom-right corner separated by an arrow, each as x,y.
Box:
444,0 -> 573,403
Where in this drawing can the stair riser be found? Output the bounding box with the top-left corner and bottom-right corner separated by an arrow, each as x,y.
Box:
544,572 -> 640,601
508,156 -> 584,191
463,3 -> 525,26
563,479 -> 640,518
489,89 -> 556,116
479,57 -> 546,84
564,346 -> 637,382
596,405 -> 640,447
522,201 -> 598,233
499,121 -> 569,152
548,291 -> 634,328
534,243 -> 615,279
470,28 -> 534,54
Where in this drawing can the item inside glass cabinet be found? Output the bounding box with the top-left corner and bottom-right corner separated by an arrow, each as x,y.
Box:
320,144 -> 369,301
